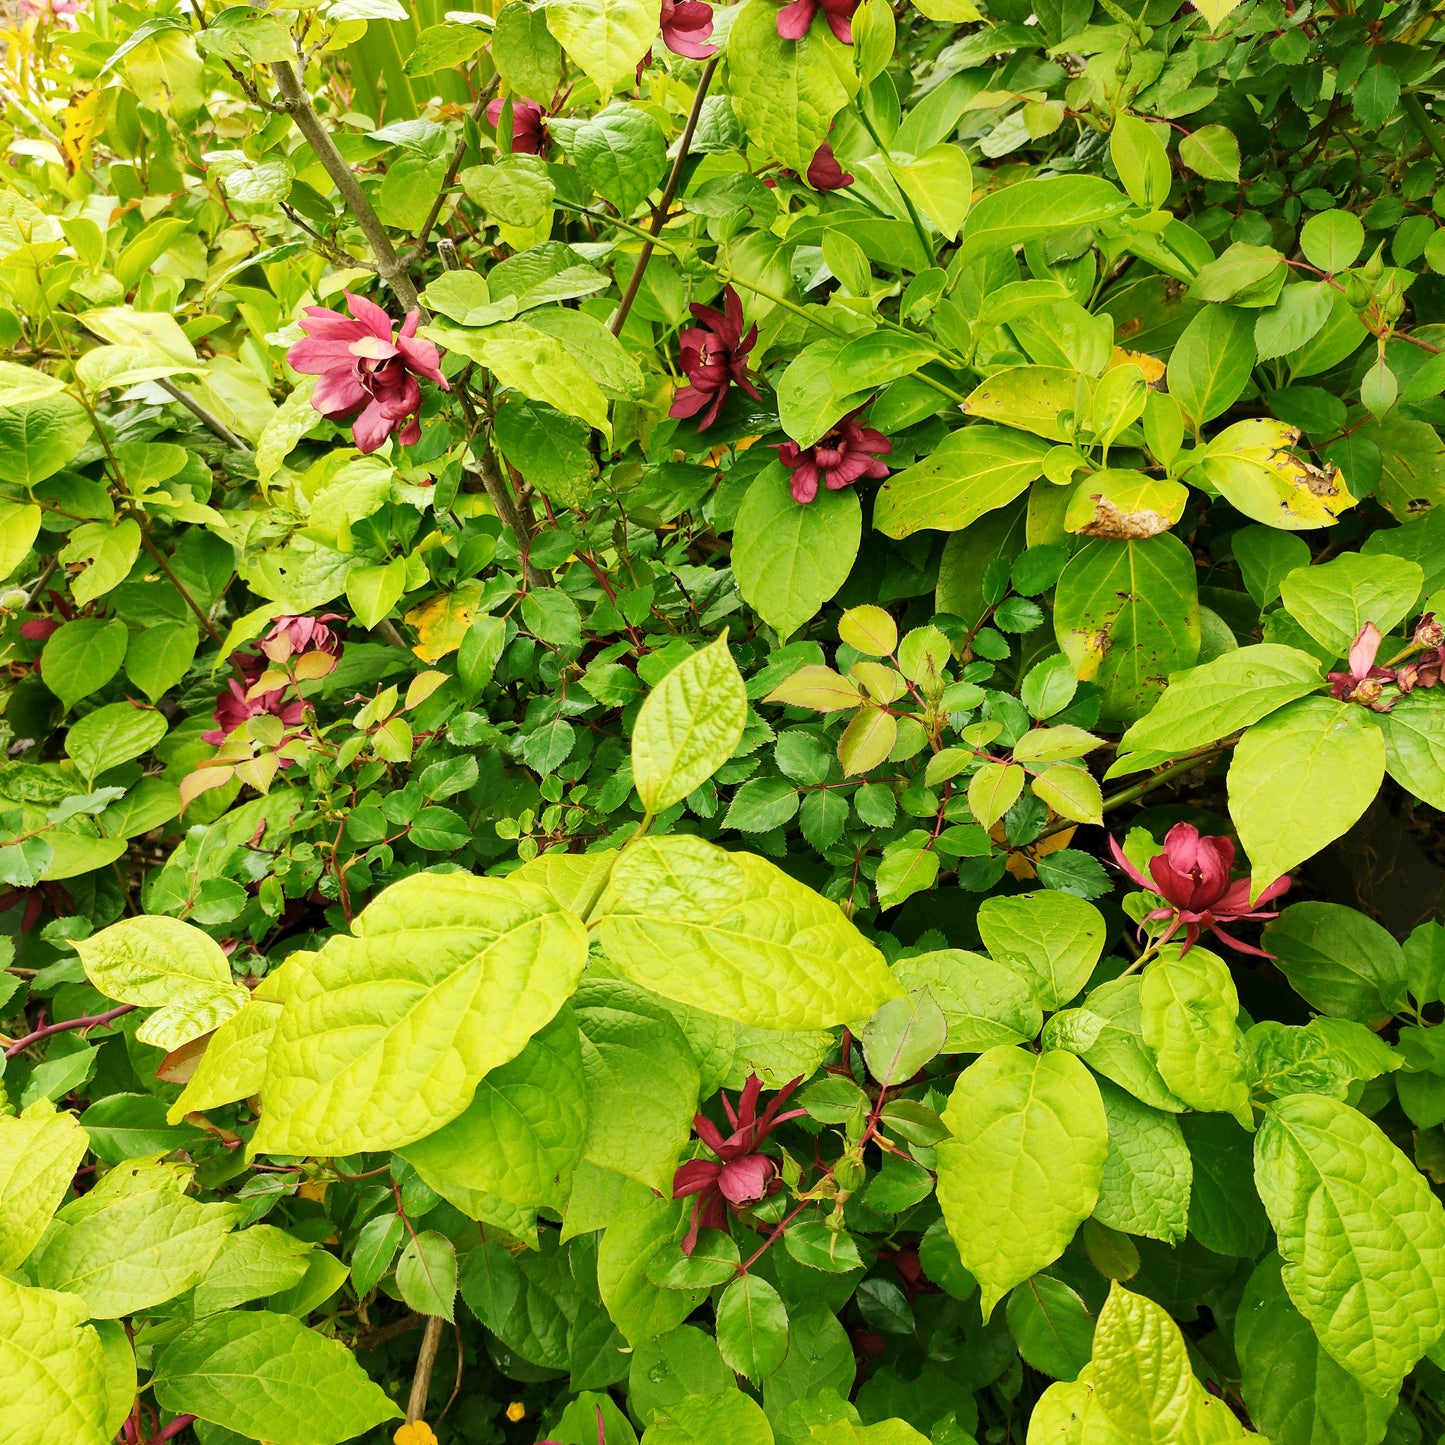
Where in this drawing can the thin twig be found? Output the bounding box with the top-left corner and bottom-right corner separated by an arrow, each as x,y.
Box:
157,379 -> 249,452
611,56 -> 720,337
407,1315 -> 446,1423
408,77 -> 501,264
269,59 -> 421,312
135,529 -> 229,653
4,1003 -> 135,1059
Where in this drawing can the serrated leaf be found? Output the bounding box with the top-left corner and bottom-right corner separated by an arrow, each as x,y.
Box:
253,873 -> 588,1155
936,1046 -> 1107,1318
596,834 -> 900,1030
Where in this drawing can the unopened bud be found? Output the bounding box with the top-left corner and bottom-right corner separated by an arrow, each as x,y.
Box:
1363,247 -> 1385,280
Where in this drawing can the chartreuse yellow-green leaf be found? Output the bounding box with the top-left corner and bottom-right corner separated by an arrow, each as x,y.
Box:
166,997 -> 280,1124
544,0 -> 657,102
977,890 -> 1106,1012
1254,1092 -> 1445,1395
0,1101 -> 88,1271
152,1309 -> 401,1445
1229,697 -> 1385,901
253,872 -> 588,1156
72,914 -> 248,1051
1139,946 -> 1253,1128
596,835 -> 900,1030
30,1163 -> 242,1318
936,1046 -> 1107,1319
633,632 -> 746,817
0,1274 -> 111,1445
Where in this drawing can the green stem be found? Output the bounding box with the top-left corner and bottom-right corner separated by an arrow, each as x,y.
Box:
854,105 -> 934,266
1402,93 -> 1445,169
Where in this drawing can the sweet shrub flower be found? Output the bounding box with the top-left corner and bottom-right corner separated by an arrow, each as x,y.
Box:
807,142 -> 854,190
287,292 -> 449,455
775,407 -> 892,504
668,285 -> 762,430
1108,822 -> 1289,957
23,0 -> 84,25
202,656 -> 305,745
672,1073 -> 805,1253
261,613 -> 345,666
776,0 -> 860,43
660,0 -> 717,57
486,96 -> 548,154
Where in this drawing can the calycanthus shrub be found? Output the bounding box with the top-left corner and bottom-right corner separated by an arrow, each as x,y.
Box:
3,0 -> 1445,1442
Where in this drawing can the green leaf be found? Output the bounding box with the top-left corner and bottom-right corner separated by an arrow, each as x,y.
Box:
733,464 -> 862,639
1299,209 -> 1365,274
967,760 -> 1024,829
493,395 -> 597,508
1093,1078 -> 1191,1245
345,558 -> 406,630
1379,692 -> 1445,810
1139,947 -> 1252,1128
73,915 -> 247,1051
1182,1112 -> 1269,1257
575,105 -> 668,215
0,1274 -> 110,1445
253,873 -> 589,1155
873,424 -> 1049,538
77,1093 -> 205,1167
959,175 -> 1130,263
873,846 -> 939,910
545,0 -> 657,101
167,997 -> 279,1124
890,948 -> 1043,1052
1260,901 -> 1405,1021
1166,304 -> 1256,428
403,19 -> 490,74
0,499 -> 40,581
1054,536 -> 1200,727
728,0 -> 857,173
494,1 -> 564,99
1178,124 -> 1239,182
1278,551 -> 1424,657
976,890 -> 1105,1012
1006,1275 -> 1096,1381
597,835 -> 900,1029
193,1226 -> 314,1315
1119,644 -> 1323,755
399,1009 -> 590,1208
936,1046 -> 1107,1318
716,1275 -> 790,1382
1236,1253 -> 1399,1445
32,1171 -> 241,1318
152,1310 -> 402,1445
1031,763 -> 1103,825
0,1104 -> 89,1272
575,979 -> 700,1193
124,620 -> 199,703
0,395 -> 92,486
1110,115 -> 1170,209
1228,698 -> 1385,899
1192,243 -> 1287,307
1254,1093 -> 1445,1394
0,360 -> 66,405
887,142 -> 972,240
633,632 -> 747,816
861,989 -> 947,1085
1254,283 -> 1333,363
397,1230 -> 458,1320
1075,977 -> 1189,1114
778,338 -> 870,448
64,702 -> 168,785
597,1182 -> 709,1345
961,365 -> 1091,443
40,618 -> 129,711
645,1390 -> 776,1444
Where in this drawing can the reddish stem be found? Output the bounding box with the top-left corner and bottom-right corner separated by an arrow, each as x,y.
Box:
5,1003 -> 135,1059
150,1416 -> 197,1443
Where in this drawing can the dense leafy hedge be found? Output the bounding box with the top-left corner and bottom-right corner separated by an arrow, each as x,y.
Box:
4,0 -> 1445,1442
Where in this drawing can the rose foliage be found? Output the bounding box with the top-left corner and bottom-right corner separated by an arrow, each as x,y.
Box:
5,1 -> 1445,1444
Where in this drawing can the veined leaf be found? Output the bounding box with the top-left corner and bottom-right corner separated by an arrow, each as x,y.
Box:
0,1274 -> 110,1445
0,1103 -> 89,1272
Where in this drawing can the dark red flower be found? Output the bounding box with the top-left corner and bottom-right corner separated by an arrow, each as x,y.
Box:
775,406 -> 891,504
261,613 -> 345,666
1108,822 -> 1290,957
776,0 -> 859,43
672,1073 -> 804,1254
1327,622 -> 1396,709
668,285 -> 762,431
806,142 -> 853,191
286,292 -> 448,455
486,96 -> 547,155
660,0 -> 717,56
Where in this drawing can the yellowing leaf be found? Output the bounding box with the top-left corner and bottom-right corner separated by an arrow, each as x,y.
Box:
839,706 -> 897,776
1198,419 -> 1356,531
405,581 -> 485,663
764,663 -> 863,712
